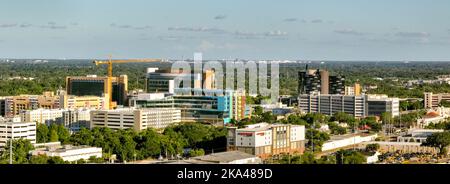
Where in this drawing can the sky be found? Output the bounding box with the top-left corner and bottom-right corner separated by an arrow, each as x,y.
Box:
1,0 -> 450,61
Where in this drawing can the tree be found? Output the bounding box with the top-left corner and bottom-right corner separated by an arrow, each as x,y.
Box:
253,106 -> 263,116
29,155 -> 50,164
306,129 -> 330,152
365,144 -> 380,153
0,139 -> 34,164
261,112 -> 276,123
381,112 -> 393,124
49,129 -> 59,142
336,150 -> 367,164
57,124 -> 71,144
328,122 -> 347,135
439,100 -> 450,108
36,123 -> 49,143
47,156 -> 66,164
188,149 -> 205,157
422,132 -> 450,156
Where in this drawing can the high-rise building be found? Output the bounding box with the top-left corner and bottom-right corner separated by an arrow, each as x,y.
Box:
298,65 -> 345,95
145,68 -> 215,94
424,92 -> 450,109
329,75 -> 345,95
299,93 -> 366,118
66,75 -> 128,106
90,108 -> 181,131
130,89 -> 248,125
0,118 -> 36,149
61,109 -> 91,133
365,94 -> 400,118
227,123 -> 305,159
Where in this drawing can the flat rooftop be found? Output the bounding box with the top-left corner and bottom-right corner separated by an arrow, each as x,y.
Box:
191,151 -> 258,163
329,133 -> 375,141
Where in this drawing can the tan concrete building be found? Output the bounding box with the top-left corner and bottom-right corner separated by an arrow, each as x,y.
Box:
3,91 -> 59,117
424,92 -> 450,109
59,94 -> 109,110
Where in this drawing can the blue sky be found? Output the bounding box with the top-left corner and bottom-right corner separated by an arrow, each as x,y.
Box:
1,0 -> 450,60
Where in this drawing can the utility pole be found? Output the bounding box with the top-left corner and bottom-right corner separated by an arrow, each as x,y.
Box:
311,121 -> 315,153
9,124 -> 13,164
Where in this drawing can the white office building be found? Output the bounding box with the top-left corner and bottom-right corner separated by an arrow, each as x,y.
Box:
90,108 -> 181,131
299,93 -> 366,118
20,108 -> 64,125
62,109 -> 91,133
0,117 -> 36,149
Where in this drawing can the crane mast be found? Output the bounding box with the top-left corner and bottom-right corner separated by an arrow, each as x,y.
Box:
93,56 -> 162,109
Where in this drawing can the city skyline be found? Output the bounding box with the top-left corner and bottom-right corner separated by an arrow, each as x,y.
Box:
1,0 -> 450,61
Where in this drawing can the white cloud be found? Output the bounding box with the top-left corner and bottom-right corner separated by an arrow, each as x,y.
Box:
283,18 -> 298,22
264,30 -> 288,36
334,29 -> 367,36
0,24 -> 17,28
311,19 -> 323,23
19,24 -> 32,28
395,32 -> 430,38
168,26 -> 227,34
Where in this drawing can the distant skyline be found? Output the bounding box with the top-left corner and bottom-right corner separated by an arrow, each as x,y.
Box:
1,0 -> 450,61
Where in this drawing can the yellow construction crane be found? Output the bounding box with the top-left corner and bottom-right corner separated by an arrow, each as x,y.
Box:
93,56 -> 162,109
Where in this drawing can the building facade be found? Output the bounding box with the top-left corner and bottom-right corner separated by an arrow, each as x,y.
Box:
227,123 -> 306,159
3,91 -> 61,118
145,68 -> 216,94
66,75 -> 128,106
130,89 -> 248,125
424,92 -> 450,109
61,109 -> 91,133
90,108 -> 181,131
366,94 -> 400,117
59,94 -> 108,110
298,65 -> 345,95
299,93 -> 366,118
20,109 -> 64,125
0,118 -> 36,149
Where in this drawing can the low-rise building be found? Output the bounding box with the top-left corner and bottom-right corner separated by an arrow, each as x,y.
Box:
227,123 -> 306,159
416,111 -> 448,128
360,141 -> 438,154
31,144 -> 102,162
321,133 -> 378,152
397,129 -> 444,143
90,108 -> 181,131
0,117 -> 36,149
